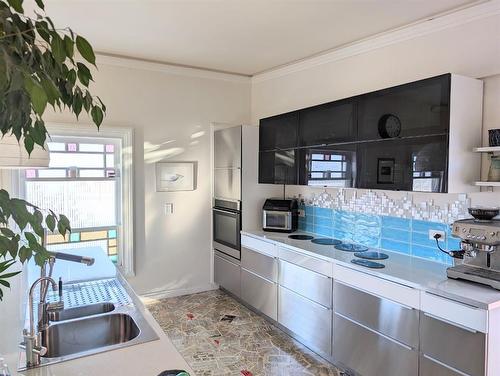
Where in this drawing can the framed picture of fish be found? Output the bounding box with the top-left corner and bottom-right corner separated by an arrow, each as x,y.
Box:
156,161 -> 196,191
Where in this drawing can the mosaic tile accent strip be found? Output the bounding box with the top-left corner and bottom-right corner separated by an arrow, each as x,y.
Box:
303,189 -> 470,224
299,207 -> 460,265
147,290 -> 341,376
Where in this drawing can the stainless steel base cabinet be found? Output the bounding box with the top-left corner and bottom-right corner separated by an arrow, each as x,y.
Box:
333,313 -> 418,376
214,252 -> 241,297
241,269 -> 277,320
420,312 -> 485,376
278,286 -> 332,357
334,282 -> 419,348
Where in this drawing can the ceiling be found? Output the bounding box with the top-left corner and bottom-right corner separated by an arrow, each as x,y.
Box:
27,0 -> 479,76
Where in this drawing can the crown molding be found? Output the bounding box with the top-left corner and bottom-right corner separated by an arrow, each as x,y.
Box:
252,0 -> 500,84
96,53 -> 251,84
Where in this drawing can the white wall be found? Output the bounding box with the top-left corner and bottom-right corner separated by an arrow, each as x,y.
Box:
251,12 -> 500,206
41,61 -> 251,296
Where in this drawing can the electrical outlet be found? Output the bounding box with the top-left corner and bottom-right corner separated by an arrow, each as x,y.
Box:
429,229 -> 445,241
298,209 -> 305,217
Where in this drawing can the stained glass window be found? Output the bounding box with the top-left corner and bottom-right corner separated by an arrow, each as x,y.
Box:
24,137 -> 122,263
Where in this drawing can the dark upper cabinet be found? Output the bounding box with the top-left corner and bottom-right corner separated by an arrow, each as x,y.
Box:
299,99 -> 356,146
259,111 -> 299,151
357,74 -> 451,141
298,144 -> 357,187
259,149 -> 298,185
357,134 -> 448,192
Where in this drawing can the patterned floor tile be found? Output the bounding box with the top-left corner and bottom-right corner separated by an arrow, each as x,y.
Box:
147,289 -> 341,376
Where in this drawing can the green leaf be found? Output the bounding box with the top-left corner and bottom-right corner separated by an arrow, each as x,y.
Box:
35,21 -> 51,43
64,35 -> 74,59
73,94 -> 82,118
46,214 -> 55,232
24,77 -> 48,115
97,96 -> 106,113
90,106 -> 103,128
40,79 -> 59,106
18,246 -> 31,263
7,0 -> 23,13
0,228 -> 15,238
24,136 -> 34,155
34,0 -> 44,10
76,62 -> 92,87
25,232 -> 38,248
0,271 -> 21,280
57,214 -> 71,236
51,34 -> 66,63
31,120 -> 47,147
76,35 -> 96,65
0,279 -> 10,288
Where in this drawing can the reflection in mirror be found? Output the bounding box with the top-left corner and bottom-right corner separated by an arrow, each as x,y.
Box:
306,148 -> 355,188
411,144 -> 445,192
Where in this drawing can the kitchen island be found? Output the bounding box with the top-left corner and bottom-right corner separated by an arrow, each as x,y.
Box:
0,247 -> 193,376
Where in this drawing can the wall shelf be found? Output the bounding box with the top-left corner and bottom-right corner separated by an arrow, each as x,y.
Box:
474,181 -> 500,187
473,146 -> 500,153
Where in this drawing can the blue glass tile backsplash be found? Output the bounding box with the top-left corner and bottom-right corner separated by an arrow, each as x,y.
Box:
298,205 -> 457,265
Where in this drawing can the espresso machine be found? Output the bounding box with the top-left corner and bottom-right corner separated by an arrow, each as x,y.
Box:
447,208 -> 500,290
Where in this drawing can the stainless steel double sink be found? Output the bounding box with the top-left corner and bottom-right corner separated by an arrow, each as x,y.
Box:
19,279 -> 159,370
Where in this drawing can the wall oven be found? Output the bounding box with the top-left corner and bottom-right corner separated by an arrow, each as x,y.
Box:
213,198 -> 241,260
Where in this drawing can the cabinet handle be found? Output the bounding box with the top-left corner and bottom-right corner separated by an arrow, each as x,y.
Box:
423,312 -> 478,333
422,354 -> 470,376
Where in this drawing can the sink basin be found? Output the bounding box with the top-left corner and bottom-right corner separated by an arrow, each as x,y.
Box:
48,302 -> 115,322
41,313 -> 140,358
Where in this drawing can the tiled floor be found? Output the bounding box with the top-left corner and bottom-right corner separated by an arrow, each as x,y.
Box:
147,289 -> 341,376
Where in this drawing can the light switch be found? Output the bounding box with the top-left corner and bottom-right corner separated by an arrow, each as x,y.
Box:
164,203 -> 174,215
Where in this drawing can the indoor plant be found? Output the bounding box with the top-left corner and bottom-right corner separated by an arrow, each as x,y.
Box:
0,0 -> 105,299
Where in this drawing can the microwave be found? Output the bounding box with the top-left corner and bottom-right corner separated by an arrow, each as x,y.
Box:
262,199 -> 298,233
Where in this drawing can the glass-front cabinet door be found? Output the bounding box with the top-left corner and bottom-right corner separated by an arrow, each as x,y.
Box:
357,135 -> 448,192
298,145 -> 357,188
357,74 -> 450,141
299,99 -> 356,146
259,111 -> 299,151
259,149 -> 298,185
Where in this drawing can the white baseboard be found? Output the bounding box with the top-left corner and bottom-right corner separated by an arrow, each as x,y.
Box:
140,283 -> 218,302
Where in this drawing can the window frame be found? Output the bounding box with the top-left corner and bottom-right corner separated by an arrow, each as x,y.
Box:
13,123 -> 135,277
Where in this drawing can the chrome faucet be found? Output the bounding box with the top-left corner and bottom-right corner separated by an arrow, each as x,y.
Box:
20,276 -> 64,367
20,251 -> 95,368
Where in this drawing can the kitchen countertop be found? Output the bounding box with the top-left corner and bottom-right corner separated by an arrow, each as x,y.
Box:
0,247 -> 193,376
242,230 -> 500,310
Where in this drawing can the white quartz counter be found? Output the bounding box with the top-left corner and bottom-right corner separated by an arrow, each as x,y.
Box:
242,230 -> 500,310
0,247 -> 193,376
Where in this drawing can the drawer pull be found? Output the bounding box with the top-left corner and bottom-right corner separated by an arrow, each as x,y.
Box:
422,354 -> 470,376
280,286 -> 331,311
423,312 -> 477,334
241,267 -> 276,284
335,312 -> 414,351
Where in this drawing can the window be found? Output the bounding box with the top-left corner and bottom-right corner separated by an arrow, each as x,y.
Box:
22,137 -> 122,264
307,150 -> 354,187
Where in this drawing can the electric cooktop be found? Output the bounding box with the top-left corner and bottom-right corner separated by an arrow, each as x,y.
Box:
311,238 -> 342,246
335,243 -> 369,252
288,234 -> 314,240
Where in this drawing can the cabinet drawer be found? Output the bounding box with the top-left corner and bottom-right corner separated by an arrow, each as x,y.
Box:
278,247 -> 332,277
420,355 -> 465,376
214,252 -> 240,297
279,259 -> 332,308
241,235 -> 277,257
334,282 -> 418,348
420,311 -> 485,376
334,313 -> 418,376
241,247 -> 277,282
421,291 -> 487,333
278,286 -> 331,357
333,264 -> 419,309
241,269 -> 277,320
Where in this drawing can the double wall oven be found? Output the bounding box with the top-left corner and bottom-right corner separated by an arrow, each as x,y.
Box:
213,126 -> 242,260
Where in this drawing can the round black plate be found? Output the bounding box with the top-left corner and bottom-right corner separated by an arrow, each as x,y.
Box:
288,234 -> 314,240
354,251 -> 389,260
351,259 -> 385,269
335,243 -> 369,252
311,238 -> 342,246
